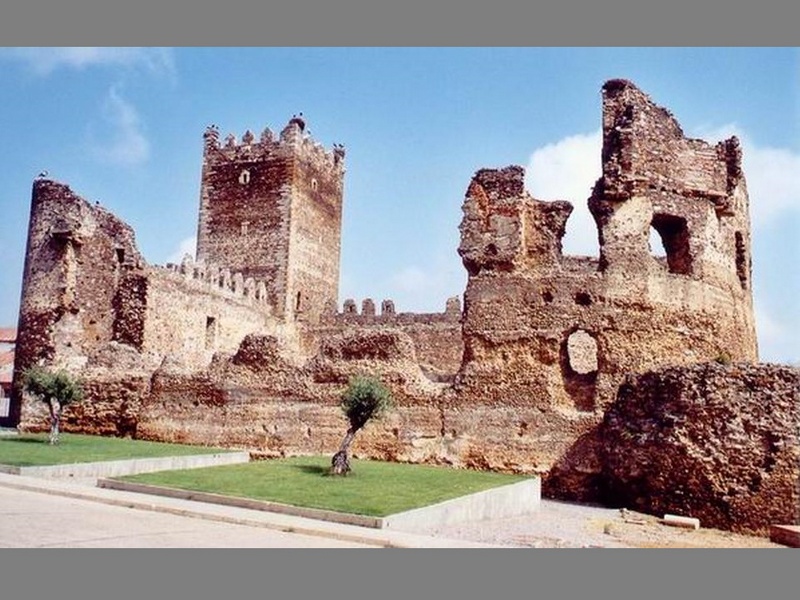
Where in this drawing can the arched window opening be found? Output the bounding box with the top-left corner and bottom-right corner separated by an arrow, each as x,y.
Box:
650,214 -> 692,275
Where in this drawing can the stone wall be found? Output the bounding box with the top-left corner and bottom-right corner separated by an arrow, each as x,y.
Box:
593,79 -> 755,301
600,362 -> 800,534
288,132 -> 345,326
6,180 -> 144,426
314,296 -> 464,377
14,181 -> 143,371
196,125 -> 294,315
136,330 -> 447,463
12,179 -> 278,431
137,263 -> 274,369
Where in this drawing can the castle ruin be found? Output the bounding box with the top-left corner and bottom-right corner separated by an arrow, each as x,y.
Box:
7,80 -> 797,533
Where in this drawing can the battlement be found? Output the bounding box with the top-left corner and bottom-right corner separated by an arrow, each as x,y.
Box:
159,254 -> 270,311
202,116 -> 345,172
9,79 -> 767,516
320,296 -> 462,325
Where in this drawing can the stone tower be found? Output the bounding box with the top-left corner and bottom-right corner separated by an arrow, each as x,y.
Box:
196,116 -> 346,324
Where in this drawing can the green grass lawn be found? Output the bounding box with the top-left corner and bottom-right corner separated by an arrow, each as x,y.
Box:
0,433 -> 233,467
120,455 -> 531,517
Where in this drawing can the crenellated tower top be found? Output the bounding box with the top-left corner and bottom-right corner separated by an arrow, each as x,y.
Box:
201,116 -> 345,173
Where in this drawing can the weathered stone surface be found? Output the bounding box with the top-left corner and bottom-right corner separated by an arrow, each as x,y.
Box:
770,525 -> 800,548
317,328 -> 417,363
600,362 -> 800,534
567,330 -> 599,375
136,328 -> 445,461
21,373 -> 150,439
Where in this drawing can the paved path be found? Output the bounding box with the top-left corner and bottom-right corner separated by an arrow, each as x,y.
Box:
0,485 -> 374,548
0,473 -> 502,548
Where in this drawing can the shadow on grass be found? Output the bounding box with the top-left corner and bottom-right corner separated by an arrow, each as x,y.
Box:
0,436 -> 49,445
294,464 -> 331,476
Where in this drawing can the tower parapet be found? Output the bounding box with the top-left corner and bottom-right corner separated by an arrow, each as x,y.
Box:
201,117 -> 345,175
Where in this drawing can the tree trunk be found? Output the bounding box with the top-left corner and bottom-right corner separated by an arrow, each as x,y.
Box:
48,398 -> 61,445
331,428 -> 356,475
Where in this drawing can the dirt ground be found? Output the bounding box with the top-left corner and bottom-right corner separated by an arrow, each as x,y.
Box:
430,499 -> 787,548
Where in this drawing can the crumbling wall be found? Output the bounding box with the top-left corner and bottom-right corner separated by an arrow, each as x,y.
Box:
600,362 -> 800,534
18,339 -> 152,437
98,256 -> 276,389
14,179 -> 279,432
452,80 -> 759,479
138,329 -> 446,463
10,83 -> 771,522
590,79 -> 756,328
313,296 -> 464,378
14,180 -> 143,371
137,259 -> 275,369
8,180 -> 144,426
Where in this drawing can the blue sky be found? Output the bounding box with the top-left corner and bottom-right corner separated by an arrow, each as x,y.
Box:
0,48 -> 797,364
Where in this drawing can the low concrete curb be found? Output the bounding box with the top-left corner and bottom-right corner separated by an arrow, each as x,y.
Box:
99,475 -> 541,533
98,478 -> 383,528
0,473 -> 506,547
383,477 -> 541,533
0,451 -> 250,479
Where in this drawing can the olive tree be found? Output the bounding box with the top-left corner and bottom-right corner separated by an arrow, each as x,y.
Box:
22,366 -> 83,445
331,375 -> 393,476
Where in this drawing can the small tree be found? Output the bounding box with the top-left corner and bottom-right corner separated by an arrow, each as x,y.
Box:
331,375 -> 393,476
22,366 -> 83,445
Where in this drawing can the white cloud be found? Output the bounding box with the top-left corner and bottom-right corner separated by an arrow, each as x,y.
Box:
165,236 -> 197,265
88,87 -> 149,167
2,47 -> 174,76
693,124 -> 800,229
525,130 -> 602,256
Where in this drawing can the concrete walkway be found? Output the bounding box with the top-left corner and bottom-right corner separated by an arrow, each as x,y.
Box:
0,484 -> 370,547
0,472 -> 508,548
